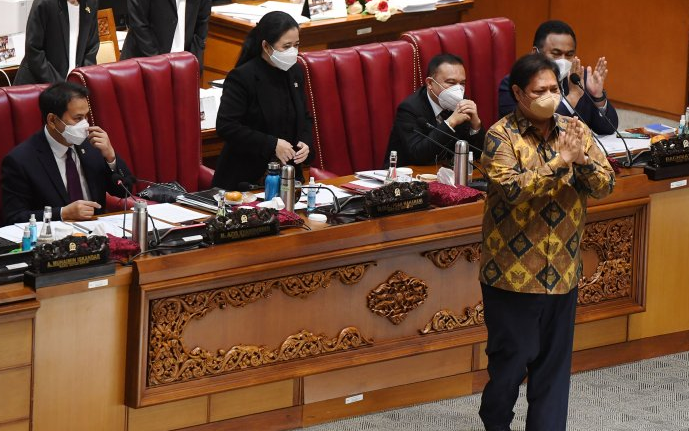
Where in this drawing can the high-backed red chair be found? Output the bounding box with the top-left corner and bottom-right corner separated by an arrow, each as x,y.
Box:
402,17 -> 516,129
68,52 -> 213,193
0,85 -> 49,217
299,41 -> 418,177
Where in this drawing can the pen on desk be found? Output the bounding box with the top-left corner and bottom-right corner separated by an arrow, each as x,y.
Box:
71,222 -> 92,234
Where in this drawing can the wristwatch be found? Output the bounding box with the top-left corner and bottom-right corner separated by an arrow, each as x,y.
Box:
590,89 -> 607,103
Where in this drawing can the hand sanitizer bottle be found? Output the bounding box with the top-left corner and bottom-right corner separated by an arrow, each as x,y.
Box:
385,151 -> 398,185
307,177 -> 317,212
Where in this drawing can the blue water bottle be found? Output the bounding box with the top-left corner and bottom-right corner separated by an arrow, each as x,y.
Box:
264,162 -> 281,201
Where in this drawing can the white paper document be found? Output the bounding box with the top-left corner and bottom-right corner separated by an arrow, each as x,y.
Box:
144,203 -> 210,224
299,184 -> 351,206
0,225 -> 24,242
97,214 -> 175,234
355,170 -> 388,183
596,134 -> 651,156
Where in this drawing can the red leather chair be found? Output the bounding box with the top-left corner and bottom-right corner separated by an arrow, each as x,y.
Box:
0,84 -> 48,216
299,41 -> 418,177
402,17 -> 516,129
68,52 -> 213,193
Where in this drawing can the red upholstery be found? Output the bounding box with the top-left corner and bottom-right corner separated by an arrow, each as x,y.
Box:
299,41 -> 417,176
0,85 -> 49,216
67,52 -> 213,194
402,17 -> 516,129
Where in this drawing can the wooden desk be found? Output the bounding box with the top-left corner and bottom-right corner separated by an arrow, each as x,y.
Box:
2,169 -> 689,431
203,1 -> 475,84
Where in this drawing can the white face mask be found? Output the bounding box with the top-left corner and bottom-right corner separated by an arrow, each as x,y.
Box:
430,78 -> 465,111
553,58 -> 572,82
269,46 -> 298,71
59,118 -> 89,146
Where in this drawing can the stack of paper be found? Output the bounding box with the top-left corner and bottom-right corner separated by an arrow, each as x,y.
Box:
395,0 -> 437,13
597,134 -> 651,156
212,3 -> 309,24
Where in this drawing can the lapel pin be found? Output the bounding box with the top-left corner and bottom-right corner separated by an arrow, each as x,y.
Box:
294,82 -> 298,88
85,6 -> 91,13
80,148 -> 85,155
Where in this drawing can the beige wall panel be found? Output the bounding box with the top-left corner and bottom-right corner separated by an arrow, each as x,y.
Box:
32,285 -> 128,431
0,367 -> 31,423
630,187 -> 689,339
0,420 -> 30,431
573,316 -> 628,352
304,346 -> 472,404
128,396 -> 208,431
0,319 -> 32,369
209,379 -> 294,422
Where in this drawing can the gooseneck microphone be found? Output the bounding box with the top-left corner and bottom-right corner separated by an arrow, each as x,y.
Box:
112,174 -> 161,247
570,73 -> 635,166
415,117 -> 485,156
406,121 -> 488,190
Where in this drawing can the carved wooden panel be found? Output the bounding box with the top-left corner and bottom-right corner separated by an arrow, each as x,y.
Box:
150,326 -> 372,385
98,17 -> 112,37
420,302 -> 484,334
578,216 -> 634,305
367,271 -> 429,325
147,263 -> 373,386
423,243 -> 481,269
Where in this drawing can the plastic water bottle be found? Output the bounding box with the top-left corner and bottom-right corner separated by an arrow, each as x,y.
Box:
307,177 -> 317,212
385,151 -> 398,185
36,206 -> 54,245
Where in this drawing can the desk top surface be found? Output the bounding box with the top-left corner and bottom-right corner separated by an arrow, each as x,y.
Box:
0,166 -> 685,307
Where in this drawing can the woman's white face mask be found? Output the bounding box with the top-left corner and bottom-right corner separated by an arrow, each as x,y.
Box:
268,45 -> 298,71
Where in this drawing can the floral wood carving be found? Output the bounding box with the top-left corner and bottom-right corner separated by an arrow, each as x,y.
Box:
578,216 -> 634,305
149,327 -> 372,386
147,262 -> 373,386
367,270 -> 429,325
420,302 -> 485,334
423,243 -> 481,269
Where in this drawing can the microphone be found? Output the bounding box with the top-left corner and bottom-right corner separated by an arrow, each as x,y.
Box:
301,185 -> 341,214
112,174 -> 161,247
405,123 -> 488,190
570,73 -> 635,166
415,117 -> 485,156
111,172 -> 133,239
237,182 -> 261,192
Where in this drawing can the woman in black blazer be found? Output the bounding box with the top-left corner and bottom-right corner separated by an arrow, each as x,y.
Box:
14,0 -> 99,85
212,11 -> 313,191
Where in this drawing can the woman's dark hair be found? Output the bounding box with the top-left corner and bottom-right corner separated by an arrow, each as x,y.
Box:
235,11 -> 299,67
39,82 -> 89,123
508,53 -> 559,101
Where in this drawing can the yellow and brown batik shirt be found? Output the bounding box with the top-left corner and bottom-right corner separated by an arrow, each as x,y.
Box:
479,110 -> 615,294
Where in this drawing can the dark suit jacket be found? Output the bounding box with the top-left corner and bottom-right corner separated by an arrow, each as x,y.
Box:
384,87 -> 485,168
121,0 -> 211,68
1,130 -> 132,225
498,73 -> 619,135
14,0 -> 99,85
212,57 -> 314,190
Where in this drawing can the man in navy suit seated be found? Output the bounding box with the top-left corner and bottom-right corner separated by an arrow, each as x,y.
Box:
2,82 -> 132,225
384,53 -> 485,167
498,20 -> 618,135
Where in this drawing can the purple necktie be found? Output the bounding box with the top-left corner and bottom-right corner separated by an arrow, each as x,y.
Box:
65,147 -> 84,202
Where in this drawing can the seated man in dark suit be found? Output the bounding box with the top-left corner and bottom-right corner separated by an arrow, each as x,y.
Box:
498,20 -> 618,135
384,54 -> 485,167
2,82 -> 132,225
